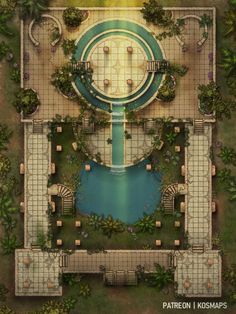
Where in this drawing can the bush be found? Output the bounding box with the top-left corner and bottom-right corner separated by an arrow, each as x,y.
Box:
13,88 -> 40,116
63,7 -> 83,28
0,41 -> 10,60
61,39 -> 76,56
198,81 -> 236,118
0,154 -> 11,177
141,0 -> 172,26
156,75 -> 175,102
51,64 -> 77,99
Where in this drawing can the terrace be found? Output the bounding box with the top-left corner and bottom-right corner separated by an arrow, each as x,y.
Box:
15,5 -> 221,299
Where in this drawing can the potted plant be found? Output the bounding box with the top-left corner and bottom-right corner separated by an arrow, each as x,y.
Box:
13,88 -> 40,116
63,7 -> 84,28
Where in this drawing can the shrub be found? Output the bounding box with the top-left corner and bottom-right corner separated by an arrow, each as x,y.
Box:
141,0 -> 172,27
13,88 -> 40,116
135,213 -> 155,234
157,75 -> 175,102
51,64 -> 77,99
0,41 -> 10,60
198,81 -> 236,118
63,7 -> 83,28
0,154 -> 11,177
61,39 -> 76,56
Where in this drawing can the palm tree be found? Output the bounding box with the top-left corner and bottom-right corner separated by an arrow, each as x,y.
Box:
88,213 -> 103,230
146,264 -> 174,290
100,215 -> 124,238
223,7 -> 236,39
221,48 -> 236,77
219,146 -> 236,165
79,283 -> 91,298
19,0 -> 49,21
135,213 -> 155,234
0,234 -> 19,254
0,154 -> 11,178
227,179 -> 236,201
217,168 -> 232,184
0,123 -> 11,151
165,131 -> 177,145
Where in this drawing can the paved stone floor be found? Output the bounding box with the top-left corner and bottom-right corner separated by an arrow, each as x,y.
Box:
15,249 -> 62,296
185,124 -> 212,249
90,36 -> 147,98
22,8 -> 214,121
24,123 -> 50,248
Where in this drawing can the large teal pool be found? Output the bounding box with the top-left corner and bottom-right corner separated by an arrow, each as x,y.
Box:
73,19 -> 164,111
76,160 -> 161,224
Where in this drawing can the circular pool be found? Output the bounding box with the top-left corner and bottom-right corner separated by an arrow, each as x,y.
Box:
73,19 -> 164,111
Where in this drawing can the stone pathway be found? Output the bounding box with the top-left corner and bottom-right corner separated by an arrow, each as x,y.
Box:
24,123 -> 50,248
185,124 -> 212,249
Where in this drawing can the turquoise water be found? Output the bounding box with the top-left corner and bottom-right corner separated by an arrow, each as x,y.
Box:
76,161 -> 161,224
112,105 -> 124,166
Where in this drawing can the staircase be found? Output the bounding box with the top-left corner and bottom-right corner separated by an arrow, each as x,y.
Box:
146,60 -> 169,72
162,184 -> 186,214
33,120 -> 44,134
60,254 -> 68,268
194,120 -> 204,134
57,184 -> 74,215
192,244 -> 204,254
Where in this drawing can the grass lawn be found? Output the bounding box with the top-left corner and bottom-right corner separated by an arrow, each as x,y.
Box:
51,212 -> 184,250
51,123 -> 87,190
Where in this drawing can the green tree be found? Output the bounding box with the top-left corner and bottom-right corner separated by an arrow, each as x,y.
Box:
198,81 -> 236,119
88,213 -> 103,230
223,6 -> 236,39
0,6 -> 14,36
165,131 -> 177,145
141,0 -> 172,26
79,283 -> 91,298
63,7 -> 83,28
218,146 -> 236,165
146,264 -> 173,290
135,213 -> 155,234
13,88 -> 40,116
0,234 -> 19,254
217,168 -> 232,184
221,48 -> 236,77
226,179 -> 236,201
100,215 -> 124,238
19,0 -> 49,21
